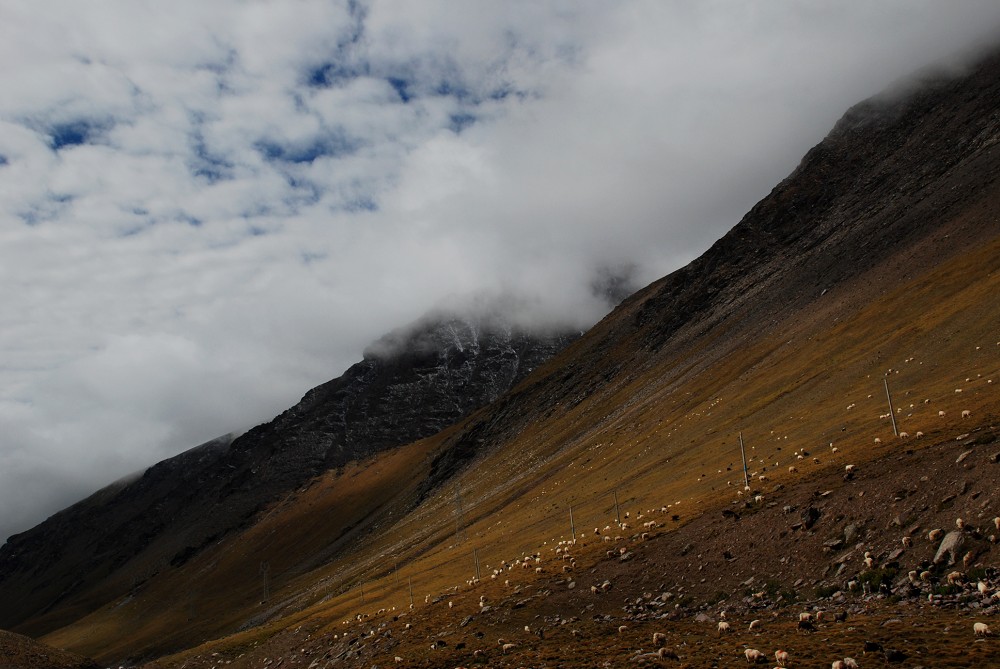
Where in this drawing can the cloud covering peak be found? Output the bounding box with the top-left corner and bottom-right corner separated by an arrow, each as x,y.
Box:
3,1 -> 1000,542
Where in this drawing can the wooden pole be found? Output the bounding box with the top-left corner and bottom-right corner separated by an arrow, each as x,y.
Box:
884,377 -> 898,437
408,576 -> 414,608
739,432 -> 749,489
569,505 -> 577,543
360,581 -> 365,605
474,548 -> 481,581
613,490 -> 622,525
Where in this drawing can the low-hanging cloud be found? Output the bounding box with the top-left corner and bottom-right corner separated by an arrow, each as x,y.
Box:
2,1 -> 1000,543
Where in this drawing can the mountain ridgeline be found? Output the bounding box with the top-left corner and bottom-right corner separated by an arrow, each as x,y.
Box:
0,312 -> 578,633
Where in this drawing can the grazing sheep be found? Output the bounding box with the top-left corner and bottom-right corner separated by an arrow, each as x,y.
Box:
994,517 -> 1000,531
834,611 -> 848,622
618,625 -> 628,634
652,632 -> 667,646
940,410 -> 946,416
899,431 -> 909,438
394,657 -> 403,664
745,648 -> 764,663
832,661 -> 845,669
774,649 -> 789,666
502,642 -> 517,654
845,464 -> 856,473
902,536 -> 913,548
874,438 -> 882,445
956,517 -> 966,530
718,621 -> 731,636
962,410 -> 971,418
947,571 -> 963,585
843,658 -> 859,669
920,570 -> 932,581
928,529 -> 944,541
657,647 -> 680,660
798,619 -> 816,633
748,619 -> 761,631
788,466 -> 798,473
974,622 -> 992,637
908,570 -> 919,584
978,581 -> 989,595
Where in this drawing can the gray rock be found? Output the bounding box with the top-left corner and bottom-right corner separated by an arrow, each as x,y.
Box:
933,530 -> 966,565
844,523 -> 860,544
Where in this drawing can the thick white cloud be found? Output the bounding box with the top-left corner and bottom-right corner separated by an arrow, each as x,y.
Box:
2,1 -> 1000,542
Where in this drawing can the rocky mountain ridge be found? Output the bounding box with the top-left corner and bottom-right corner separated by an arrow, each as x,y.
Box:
0,310 -> 578,634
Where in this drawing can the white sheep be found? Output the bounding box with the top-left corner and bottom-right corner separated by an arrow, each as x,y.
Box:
717,621 -> 731,636
915,431 -> 924,438
902,536 -> 913,548
978,581 -> 989,595
774,649 -> 789,666
832,661 -> 845,669
745,648 -> 764,663
799,612 -> 811,622
652,631 -> 667,646
788,466 -> 798,473
956,517 -> 966,530
502,642 -> 517,654
974,622 -> 992,637
618,625 -> 628,634
843,658 -> 859,669
845,464 -> 855,473
928,528 -> 944,541
908,570 -> 919,583
874,437 -> 882,445
962,409 -> 971,418
899,431 -> 909,438
748,619 -> 761,631
947,571 -> 963,585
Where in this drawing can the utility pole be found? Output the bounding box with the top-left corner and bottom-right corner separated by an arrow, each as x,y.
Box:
408,576 -> 414,608
569,505 -> 577,543
474,548 -> 481,581
739,432 -> 749,489
454,486 -> 467,542
259,561 -> 270,603
613,490 -> 622,525
884,377 -> 899,437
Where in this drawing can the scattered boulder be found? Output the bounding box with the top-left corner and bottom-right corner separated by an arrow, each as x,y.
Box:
933,530 -> 966,566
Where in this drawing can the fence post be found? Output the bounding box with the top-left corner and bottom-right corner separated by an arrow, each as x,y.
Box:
569,505 -> 577,543
613,490 -> 622,525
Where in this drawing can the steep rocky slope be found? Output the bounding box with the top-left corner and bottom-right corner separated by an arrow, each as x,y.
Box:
7,43 -> 1000,667
0,629 -> 98,669
0,311 -> 577,637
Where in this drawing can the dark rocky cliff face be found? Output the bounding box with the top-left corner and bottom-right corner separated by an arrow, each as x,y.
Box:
0,312 -> 578,630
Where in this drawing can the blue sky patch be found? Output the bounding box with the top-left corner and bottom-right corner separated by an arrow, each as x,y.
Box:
256,131 -> 359,164
49,120 -> 107,150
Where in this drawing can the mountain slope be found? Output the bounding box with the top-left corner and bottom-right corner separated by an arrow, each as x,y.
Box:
0,311 -> 577,640
9,45 -> 1000,665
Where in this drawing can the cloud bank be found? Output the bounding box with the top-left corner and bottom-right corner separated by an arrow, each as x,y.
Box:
2,1 -> 1000,542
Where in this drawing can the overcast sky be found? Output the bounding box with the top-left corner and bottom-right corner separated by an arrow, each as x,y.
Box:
2,2 -> 999,544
